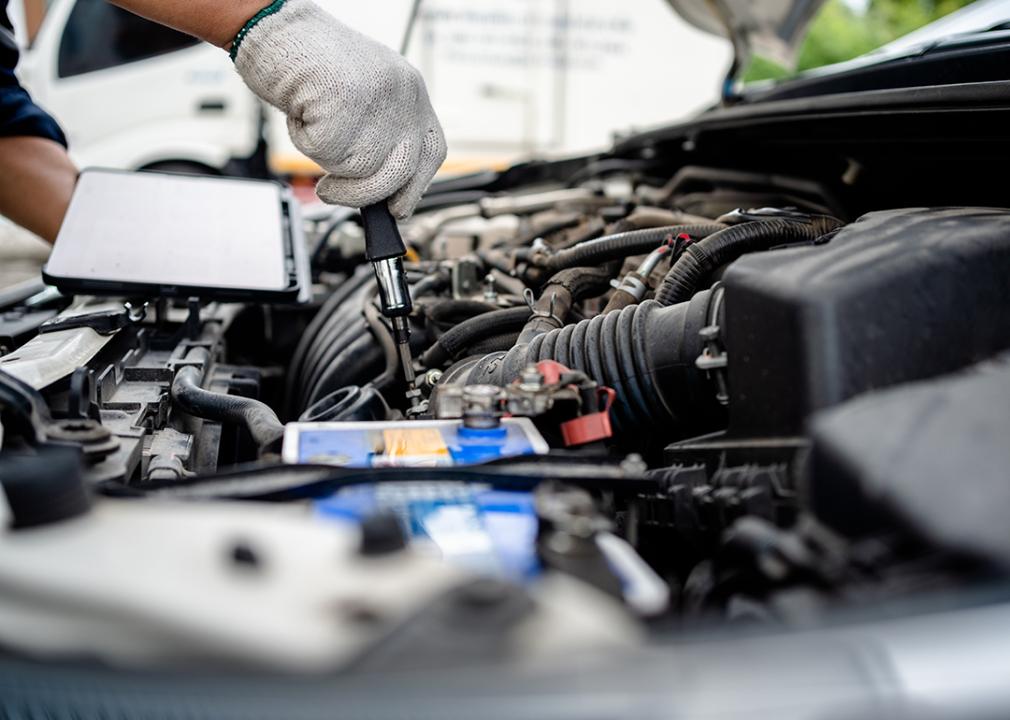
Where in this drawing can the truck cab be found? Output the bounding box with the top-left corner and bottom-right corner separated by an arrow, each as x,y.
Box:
11,0 -> 263,175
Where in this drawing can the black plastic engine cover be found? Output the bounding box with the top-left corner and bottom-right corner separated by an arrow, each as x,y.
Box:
807,352 -> 1010,569
722,207 -> 1010,436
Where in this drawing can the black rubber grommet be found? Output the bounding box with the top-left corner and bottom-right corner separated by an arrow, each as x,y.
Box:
359,512 -> 407,556
0,447 -> 90,529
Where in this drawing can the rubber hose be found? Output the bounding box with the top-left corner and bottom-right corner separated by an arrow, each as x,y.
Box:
298,281 -> 375,399
299,385 -> 390,423
518,265 -> 615,344
549,217 -> 607,251
364,302 -> 400,392
301,275 -> 388,407
421,306 -> 532,368
299,320 -> 369,410
305,332 -> 384,409
426,299 -> 499,332
542,224 -> 725,275
656,216 -> 842,306
601,287 -> 640,314
286,267 -> 371,406
511,215 -> 583,249
465,330 -> 523,357
410,271 -> 449,299
172,354 -> 285,453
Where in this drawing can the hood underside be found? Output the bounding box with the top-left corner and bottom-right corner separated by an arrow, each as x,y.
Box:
667,0 -> 826,68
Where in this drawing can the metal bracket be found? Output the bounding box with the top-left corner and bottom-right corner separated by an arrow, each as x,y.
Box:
38,301 -> 147,337
696,324 -> 729,406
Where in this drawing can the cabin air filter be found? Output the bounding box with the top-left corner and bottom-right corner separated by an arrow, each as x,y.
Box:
43,168 -> 310,303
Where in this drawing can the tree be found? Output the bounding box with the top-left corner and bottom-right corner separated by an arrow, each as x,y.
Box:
744,0 -> 977,82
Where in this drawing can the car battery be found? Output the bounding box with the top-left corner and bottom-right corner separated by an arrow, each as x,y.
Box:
315,481 -> 669,613
281,418 -> 549,468
317,482 -> 540,581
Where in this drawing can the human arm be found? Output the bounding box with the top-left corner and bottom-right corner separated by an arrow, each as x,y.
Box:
0,136 -> 77,244
105,0 -> 269,49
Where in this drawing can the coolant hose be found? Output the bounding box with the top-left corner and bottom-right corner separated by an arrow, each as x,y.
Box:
172,351 -> 285,453
438,294 -> 725,436
426,299 -> 499,330
541,224 -> 725,275
517,265 -> 615,344
656,216 -> 842,306
466,330 -> 523,356
421,306 -> 532,368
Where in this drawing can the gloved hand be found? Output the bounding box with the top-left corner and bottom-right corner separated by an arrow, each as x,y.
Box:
233,0 -> 446,218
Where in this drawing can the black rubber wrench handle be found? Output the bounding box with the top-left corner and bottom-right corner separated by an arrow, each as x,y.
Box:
361,203 -> 407,262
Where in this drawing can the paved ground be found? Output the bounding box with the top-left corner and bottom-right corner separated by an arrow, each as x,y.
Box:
0,220 -> 49,288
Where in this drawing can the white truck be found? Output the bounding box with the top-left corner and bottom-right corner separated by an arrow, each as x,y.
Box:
9,0 -> 727,179
10,0 -> 262,175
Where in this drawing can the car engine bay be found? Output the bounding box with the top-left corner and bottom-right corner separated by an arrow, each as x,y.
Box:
2,107 -> 1010,679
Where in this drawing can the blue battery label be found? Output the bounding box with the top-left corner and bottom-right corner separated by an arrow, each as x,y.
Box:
316,483 -> 540,582
284,419 -> 549,468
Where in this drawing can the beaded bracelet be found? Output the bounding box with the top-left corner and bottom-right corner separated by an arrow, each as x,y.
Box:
230,0 -> 287,62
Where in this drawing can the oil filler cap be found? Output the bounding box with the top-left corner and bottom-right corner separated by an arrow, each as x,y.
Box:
0,447 -> 91,530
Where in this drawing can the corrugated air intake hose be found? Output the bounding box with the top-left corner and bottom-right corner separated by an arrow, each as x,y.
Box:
437,292 -> 725,438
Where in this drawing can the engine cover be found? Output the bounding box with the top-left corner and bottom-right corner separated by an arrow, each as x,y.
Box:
722,207 -> 1010,436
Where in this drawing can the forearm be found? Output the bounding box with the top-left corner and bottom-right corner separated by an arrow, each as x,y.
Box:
0,137 -> 77,244
108,0 -> 268,48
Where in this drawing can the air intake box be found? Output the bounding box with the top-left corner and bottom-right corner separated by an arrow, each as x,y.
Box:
722,208 -> 1010,436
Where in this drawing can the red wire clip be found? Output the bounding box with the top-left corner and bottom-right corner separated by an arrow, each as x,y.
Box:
560,387 -> 616,447
535,359 -> 567,386
532,360 -> 616,446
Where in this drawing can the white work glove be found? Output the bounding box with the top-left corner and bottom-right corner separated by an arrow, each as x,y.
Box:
233,0 -> 446,218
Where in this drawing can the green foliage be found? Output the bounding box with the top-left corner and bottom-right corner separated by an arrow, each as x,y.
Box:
741,56 -> 792,83
743,0 -> 977,83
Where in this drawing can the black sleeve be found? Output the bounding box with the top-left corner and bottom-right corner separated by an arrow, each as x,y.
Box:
0,4 -> 68,147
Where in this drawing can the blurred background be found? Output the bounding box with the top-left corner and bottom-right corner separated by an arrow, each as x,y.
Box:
6,0 -> 981,182
7,0 -> 730,185
0,0 -> 983,282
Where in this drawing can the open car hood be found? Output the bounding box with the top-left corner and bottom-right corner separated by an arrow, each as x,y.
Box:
667,0 -> 827,68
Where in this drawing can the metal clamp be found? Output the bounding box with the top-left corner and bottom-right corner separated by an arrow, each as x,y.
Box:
523,288 -> 565,328
695,286 -> 729,405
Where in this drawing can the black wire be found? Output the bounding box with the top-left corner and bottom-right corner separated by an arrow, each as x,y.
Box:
364,301 -> 400,392
310,207 -> 357,270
